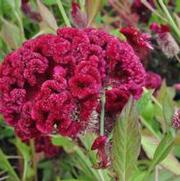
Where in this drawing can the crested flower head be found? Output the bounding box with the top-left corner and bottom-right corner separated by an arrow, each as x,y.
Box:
0,28 -> 146,155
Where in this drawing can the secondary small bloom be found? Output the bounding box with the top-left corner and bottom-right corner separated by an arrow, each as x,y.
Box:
120,26 -> 153,60
145,71 -> 162,90
150,23 -> 180,58
172,109 -> 180,129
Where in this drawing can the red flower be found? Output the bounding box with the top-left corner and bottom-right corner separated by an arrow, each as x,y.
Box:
0,27 -> 145,155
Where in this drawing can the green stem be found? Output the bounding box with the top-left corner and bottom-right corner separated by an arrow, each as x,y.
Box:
158,0 -> 180,39
30,139 -> 37,181
14,11 -> 25,42
100,90 -> 106,136
56,0 -> 71,27
141,0 -> 167,22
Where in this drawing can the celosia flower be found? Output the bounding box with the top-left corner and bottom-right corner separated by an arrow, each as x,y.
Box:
0,27 -> 145,156
150,23 -> 180,58
120,26 -> 153,60
145,71 -> 162,90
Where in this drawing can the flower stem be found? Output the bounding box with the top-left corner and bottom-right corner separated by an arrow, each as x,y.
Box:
14,11 -> 25,42
100,90 -> 106,136
56,0 -> 71,27
30,139 -> 37,181
158,0 -> 180,39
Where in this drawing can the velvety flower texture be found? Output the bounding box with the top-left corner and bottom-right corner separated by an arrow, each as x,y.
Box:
0,28 -> 145,155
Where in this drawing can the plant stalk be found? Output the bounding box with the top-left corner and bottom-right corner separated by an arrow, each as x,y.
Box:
30,139 -> 38,181
158,0 -> 180,39
100,90 -> 106,136
56,0 -> 71,27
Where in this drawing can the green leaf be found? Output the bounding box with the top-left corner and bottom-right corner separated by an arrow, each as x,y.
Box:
0,148 -> 20,181
137,89 -> 153,114
175,0 -> 180,13
110,29 -> 126,41
142,135 -> 180,175
43,0 -> 56,5
149,131 -> 174,171
37,0 -> 58,31
51,135 -> 76,153
157,81 -> 175,126
0,18 -> 21,49
86,0 -> 101,26
11,138 -> 33,181
111,97 -> 141,181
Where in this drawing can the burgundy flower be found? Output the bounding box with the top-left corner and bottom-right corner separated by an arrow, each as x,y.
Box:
0,27 -> 145,155
145,71 -> 162,90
